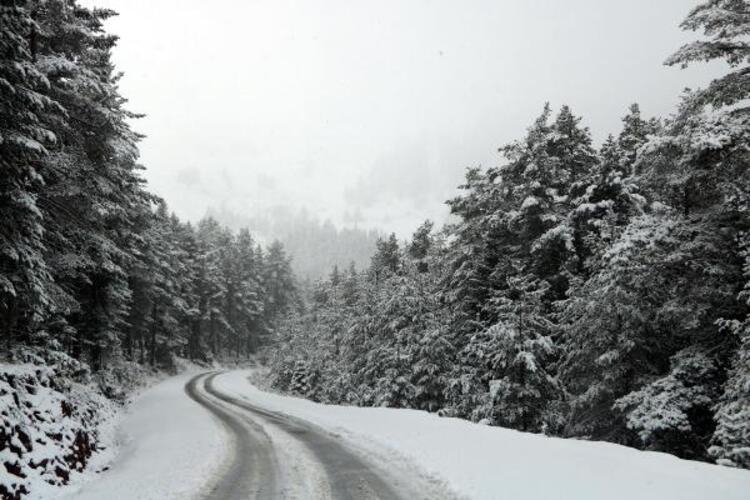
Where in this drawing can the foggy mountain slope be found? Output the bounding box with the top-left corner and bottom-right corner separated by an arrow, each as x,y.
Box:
207,206 -> 382,280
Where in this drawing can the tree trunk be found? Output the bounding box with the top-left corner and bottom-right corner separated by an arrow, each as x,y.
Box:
189,318 -> 201,361
210,311 -> 217,356
2,302 -> 17,356
149,303 -> 158,367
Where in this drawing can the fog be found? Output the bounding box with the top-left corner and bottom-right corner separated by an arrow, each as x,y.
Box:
82,0 -> 721,237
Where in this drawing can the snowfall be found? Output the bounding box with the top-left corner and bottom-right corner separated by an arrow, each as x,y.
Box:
57,369 -> 750,500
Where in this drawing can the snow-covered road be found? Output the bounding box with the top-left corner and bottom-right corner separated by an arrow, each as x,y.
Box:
189,371 -> 452,500
185,373 -> 280,499
60,369 -> 750,500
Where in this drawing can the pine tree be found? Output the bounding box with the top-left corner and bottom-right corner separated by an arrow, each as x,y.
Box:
443,105 -> 596,422
711,232 -> 750,468
329,265 -> 341,286
658,0 -> 750,463
230,228 -> 265,355
371,233 -> 401,280
341,262 -> 359,307
444,166 -> 506,330
195,218 -> 230,358
567,133 -> 645,277
29,0 -> 152,369
615,347 -> 721,459
618,103 -> 657,174
408,220 -> 434,273
460,274 -> 560,432
263,240 -> 296,324
126,201 -> 185,367
654,0 -> 750,218
0,0 -> 59,350
561,210 -> 739,449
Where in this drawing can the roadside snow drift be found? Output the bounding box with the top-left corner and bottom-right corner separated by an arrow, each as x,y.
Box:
0,360 -> 117,500
62,371 -> 229,500
214,370 -> 750,500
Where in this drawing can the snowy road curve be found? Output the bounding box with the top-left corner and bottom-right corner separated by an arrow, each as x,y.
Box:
65,370 -> 750,500
185,373 -> 280,499
186,372 -> 442,500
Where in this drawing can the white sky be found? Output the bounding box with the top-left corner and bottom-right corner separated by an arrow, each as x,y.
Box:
82,0 -> 721,236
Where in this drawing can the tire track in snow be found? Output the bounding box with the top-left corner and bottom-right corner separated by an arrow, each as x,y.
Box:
185,372 -> 281,500
195,371 -> 410,499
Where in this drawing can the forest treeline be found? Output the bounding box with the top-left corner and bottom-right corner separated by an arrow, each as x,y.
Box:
2,0 -> 749,474
0,1 -> 297,371
269,0 -> 750,469
207,206 -> 381,281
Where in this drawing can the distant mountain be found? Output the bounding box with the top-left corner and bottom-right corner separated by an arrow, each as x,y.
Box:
206,206 -> 381,281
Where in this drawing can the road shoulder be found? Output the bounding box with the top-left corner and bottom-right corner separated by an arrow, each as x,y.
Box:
61,371 -> 231,500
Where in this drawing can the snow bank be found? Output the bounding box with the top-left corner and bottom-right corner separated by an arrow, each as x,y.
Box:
0,358 -> 119,500
216,370 -> 750,500
61,371 -> 229,500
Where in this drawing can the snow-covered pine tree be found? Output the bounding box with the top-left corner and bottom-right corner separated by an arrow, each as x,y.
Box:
656,0 -> 750,218
444,166 -> 507,335
0,0 -> 59,350
404,222 -> 455,412
443,105 -> 596,422
499,104 -> 597,300
170,220 -> 204,361
711,233 -> 750,467
262,240 -> 297,323
126,200 -> 186,368
460,273 -> 560,432
618,103 -> 659,174
30,0 -> 152,369
614,346 -> 722,459
557,0 -> 750,458
711,186 -> 750,468
557,104 -> 653,340
568,132 -> 645,277
341,262 -> 360,307
230,228 -> 265,355
370,233 -> 401,280
662,0 -> 750,464
408,220 -> 434,273
194,218 -> 231,358
561,208 -> 738,451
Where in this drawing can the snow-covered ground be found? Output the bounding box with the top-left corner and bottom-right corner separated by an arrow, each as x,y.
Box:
60,371 -> 229,500
1,361 -> 121,500
40,369 -> 750,499
214,370 -> 750,500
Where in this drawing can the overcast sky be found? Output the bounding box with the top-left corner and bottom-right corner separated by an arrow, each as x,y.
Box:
82,0 -> 721,236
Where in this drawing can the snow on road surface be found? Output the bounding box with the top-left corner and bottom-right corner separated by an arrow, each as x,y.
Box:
61,371 -> 230,500
54,369 -> 750,500
189,372 -> 452,499
214,369 -> 750,500
59,370 -> 451,500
